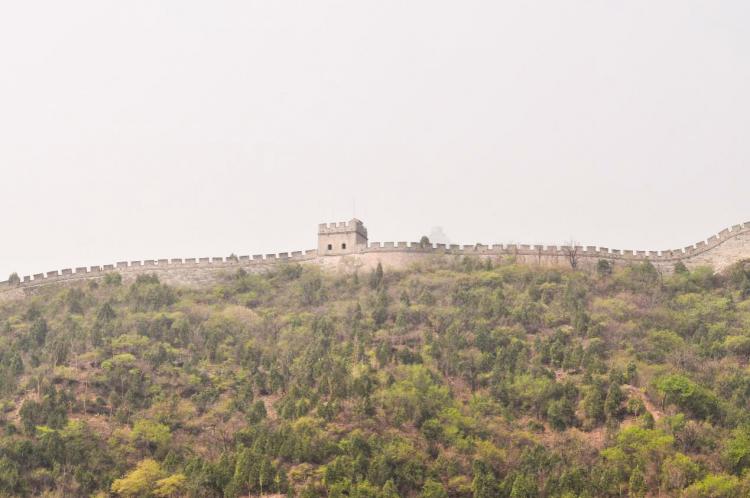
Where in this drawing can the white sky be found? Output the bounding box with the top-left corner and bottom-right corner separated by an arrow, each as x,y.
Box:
1,1 -> 749,278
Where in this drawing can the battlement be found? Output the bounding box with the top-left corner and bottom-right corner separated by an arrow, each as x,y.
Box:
318,218 -> 368,255
3,219 -> 750,301
318,219 -> 368,237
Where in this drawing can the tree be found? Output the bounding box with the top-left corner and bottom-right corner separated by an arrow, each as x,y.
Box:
654,374 -> 721,421
421,479 -> 448,498
471,460 -> 498,498
563,243 -> 580,269
247,400 -> 267,424
582,383 -> 606,428
674,261 -> 689,275
372,288 -> 389,326
724,427 -> 750,475
300,272 -> 324,305
31,318 -> 48,346
104,272 -> 123,286
547,398 -> 576,431
0,457 -> 21,496
97,300 -> 117,322
370,263 -> 384,289
111,459 -> 165,497
509,473 -> 537,498
420,236 -> 431,249
626,361 -> 638,385
682,474 -> 741,498
7,273 -> 20,285
604,382 -> 624,421
661,453 -> 700,491
597,259 -> 612,277
627,465 -> 646,498
381,479 -> 400,498
154,473 -> 187,497
131,419 -> 172,455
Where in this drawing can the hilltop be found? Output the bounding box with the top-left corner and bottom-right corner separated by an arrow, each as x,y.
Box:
2,257 -> 750,497
4,219 -> 750,303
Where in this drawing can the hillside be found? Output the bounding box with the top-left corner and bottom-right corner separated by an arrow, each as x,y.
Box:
2,257 -> 750,497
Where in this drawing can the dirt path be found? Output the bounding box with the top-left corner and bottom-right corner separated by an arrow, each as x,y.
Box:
623,384 -> 664,421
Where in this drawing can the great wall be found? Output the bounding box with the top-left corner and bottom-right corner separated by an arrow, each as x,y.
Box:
2,218 -> 750,301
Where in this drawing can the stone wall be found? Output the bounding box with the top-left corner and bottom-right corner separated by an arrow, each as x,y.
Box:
2,221 -> 750,302
317,219 -> 368,255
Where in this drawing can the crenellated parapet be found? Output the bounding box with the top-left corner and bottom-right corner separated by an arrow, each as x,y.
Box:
318,218 -> 368,255
3,220 -> 750,300
0,250 -> 320,293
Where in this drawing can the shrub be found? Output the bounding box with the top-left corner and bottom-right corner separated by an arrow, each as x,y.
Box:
596,259 -> 612,277
104,272 -> 122,286
682,473 -> 741,498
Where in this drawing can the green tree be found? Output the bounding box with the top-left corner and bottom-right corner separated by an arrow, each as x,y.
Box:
674,261 -> 689,275
154,473 -> 187,497
111,459 -> 165,497
372,288 -> 389,326
661,453 -> 700,492
597,259 -> 613,277
724,427 -> 750,475
654,373 -> 721,420
627,465 -> 646,498
31,318 -> 48,346
471,460 -> 498,498
682,474 -> 741,498
509,473 -> 537,498
370,263 -> 384,289
421,479 -> 448,498
604,382 -> 624,420
131,419 -> 172,455
547,397 -> 576,431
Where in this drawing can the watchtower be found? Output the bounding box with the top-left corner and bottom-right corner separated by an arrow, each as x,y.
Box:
318,219 -> 368,255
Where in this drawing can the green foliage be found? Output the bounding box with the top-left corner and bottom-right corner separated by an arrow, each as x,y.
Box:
655,374 -> 722,421
604,382 -> 624,421
682,473 -> 743,498
2,260 -> 750,496
723,426 -> 750,474
131,419 -> 171,454
471,460 -> 498,498
299,270 -> 325,305
370,263 -> 384,289
661,452 -> 700,491
104,272 -> 123,286
19,386 -> 69,434
674,262 -> 689,275
128,274 -> 176,311
421,478 -> 448,498
111,458 -> 165,497
597,259 -> 613,277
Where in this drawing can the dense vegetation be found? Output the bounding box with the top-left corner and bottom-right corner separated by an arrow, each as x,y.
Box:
3,256 -> 750,497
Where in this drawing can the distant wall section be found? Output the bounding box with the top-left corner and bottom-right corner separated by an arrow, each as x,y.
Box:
2,222 -> 750,302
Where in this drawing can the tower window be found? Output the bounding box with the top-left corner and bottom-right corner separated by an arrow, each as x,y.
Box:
341,243 -> 347,249
327,244 -> 332,250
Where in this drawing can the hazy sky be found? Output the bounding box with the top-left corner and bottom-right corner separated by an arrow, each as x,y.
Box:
1,1 -> 749,278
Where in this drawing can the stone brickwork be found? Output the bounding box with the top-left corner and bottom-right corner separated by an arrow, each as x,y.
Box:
318,219 -> 368,255
2,220 -> 750,302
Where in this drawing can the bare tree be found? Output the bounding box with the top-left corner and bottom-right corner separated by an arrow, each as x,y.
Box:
563,241 -> 580,269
